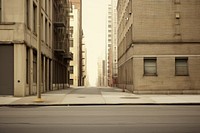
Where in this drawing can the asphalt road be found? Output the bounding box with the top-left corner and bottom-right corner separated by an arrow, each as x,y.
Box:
0,106 -> 200,133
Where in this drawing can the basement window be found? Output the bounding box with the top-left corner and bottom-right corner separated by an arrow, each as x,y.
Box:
144,57 -> 157,76
175,57 -> 189,76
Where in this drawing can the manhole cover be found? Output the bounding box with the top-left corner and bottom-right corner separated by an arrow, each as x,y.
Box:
120,97 -> 139,99
77,96 -> 86,98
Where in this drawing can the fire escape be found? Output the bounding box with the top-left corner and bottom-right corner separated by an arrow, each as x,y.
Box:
54,0 -> 73,61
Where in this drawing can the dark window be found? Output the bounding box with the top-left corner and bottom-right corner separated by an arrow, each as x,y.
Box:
69,26 -> 73,38
33,51 -> 37,83
41,14 -> 43,40
45,19 -> 48,44
49,23 -> 51,47
144,58 -> 157,76
33,3 -> 37,34
45,0 -> 47,11
175,57 -> 188,76
26,0 -> 30,28
69,79 -> 73,85
70,66 -> 74,74
41,55 -> 44,83
26,48 -> 29,84
70,39 -> 73,47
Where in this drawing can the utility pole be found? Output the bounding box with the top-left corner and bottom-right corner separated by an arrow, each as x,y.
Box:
35,0 -> 43,102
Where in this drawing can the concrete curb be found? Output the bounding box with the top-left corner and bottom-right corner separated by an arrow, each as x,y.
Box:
1,103 -> 200,107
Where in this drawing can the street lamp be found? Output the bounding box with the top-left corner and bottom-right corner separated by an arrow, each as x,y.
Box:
35,0 -> 43,102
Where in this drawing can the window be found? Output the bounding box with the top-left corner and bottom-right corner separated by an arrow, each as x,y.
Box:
45,19 -> 48,44
70,39 -> 73,47
70,66 -> 74,74
0,0 -> 2,22
26,0 -> 30,28
33,51 -> 37,83
69,26 -> 73,38
41,14 -> 43,40
69,15 -> 74,19
26,48 -> 29,84
41,55 -> 44,83
144,58 -> 157,76
69,79 -> 73,85
175,57 -> 188,76
45,0 -> 47,12
33,3 -> 37,34
49,23 -> 51,48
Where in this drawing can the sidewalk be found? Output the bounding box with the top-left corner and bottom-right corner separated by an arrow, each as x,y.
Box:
0,87 -> 200,106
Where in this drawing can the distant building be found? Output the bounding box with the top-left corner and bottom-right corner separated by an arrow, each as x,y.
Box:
107,0 -> 118,87
117,0 -> 200,94
69,4 -> 80,86
0,0 -> 72,96
69,0 -> 83,86
97,58 -> 106,87
82,40 -> 88,86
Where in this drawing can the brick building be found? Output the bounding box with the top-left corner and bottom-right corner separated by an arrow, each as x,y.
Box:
117,0 -> 200,94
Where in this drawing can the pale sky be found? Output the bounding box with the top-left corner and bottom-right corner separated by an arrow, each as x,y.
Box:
82,0 -> 109,86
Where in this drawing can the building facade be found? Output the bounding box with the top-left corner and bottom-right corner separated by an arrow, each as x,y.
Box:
69,0 -> 83,86
69,4 -> 80,86
97,58 -> 106,87
0,0 -> 71,96
107,0 -> 118,87
52,0 -> 72,90
82,40 -> 88,86
117,0 -> 200,94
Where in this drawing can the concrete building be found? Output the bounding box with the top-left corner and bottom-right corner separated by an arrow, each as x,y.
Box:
69,4 -> 80,86
107,0 -> 118,87
69,0 -> 83,86
0,0 -> 71,96
52,0 -> 72,90
81,40 -> 88,86
117,0 -> 200,94
97,58 -> 106,87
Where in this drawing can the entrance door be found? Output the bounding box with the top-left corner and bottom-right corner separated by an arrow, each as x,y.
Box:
0,45 -> 14,95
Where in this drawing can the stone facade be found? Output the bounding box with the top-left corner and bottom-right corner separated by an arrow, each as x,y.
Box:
117,0 -> 200,94
0,0 -> 71,96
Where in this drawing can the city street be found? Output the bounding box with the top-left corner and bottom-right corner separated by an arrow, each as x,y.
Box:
0,105 -> 200,133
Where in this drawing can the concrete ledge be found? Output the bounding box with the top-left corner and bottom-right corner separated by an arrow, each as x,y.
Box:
1,102 -> 200,107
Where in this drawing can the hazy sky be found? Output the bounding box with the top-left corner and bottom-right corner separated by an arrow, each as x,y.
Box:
82,0 -> 109,86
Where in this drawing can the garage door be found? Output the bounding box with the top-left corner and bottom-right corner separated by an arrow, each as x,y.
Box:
0,44 -> 14,95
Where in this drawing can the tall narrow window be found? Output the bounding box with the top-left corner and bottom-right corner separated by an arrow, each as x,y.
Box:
45,19 -> 48,45
49,23 -> 51,48
45,0 -> 48,12
175,57 -> 188,76
26,47 -> 29,84
0,0 -> 2,22
33,51 -> 37,83
144,58 -> 157,76
26,0 -> 30,28
69,26 -> 73,38
33,3 -> 37,34
70,66 -> 74,74
69,79 -> 73,85
41,14 -> 43,40
70,39 -> 73,47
